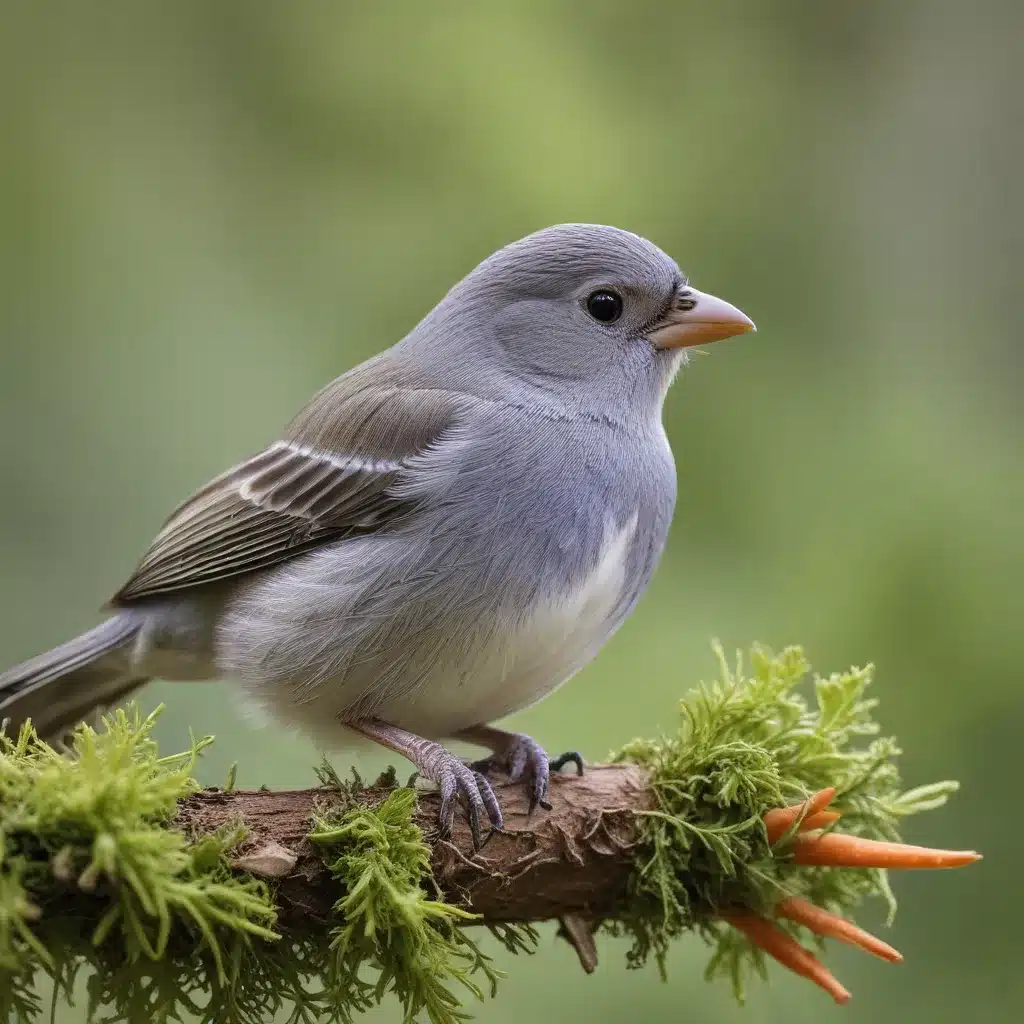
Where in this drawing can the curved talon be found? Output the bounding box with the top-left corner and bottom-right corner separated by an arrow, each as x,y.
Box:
345,719 -> 503,850
477,732 -> 550,812
437,770 -> 458,837
466,732 -> 584,818
436,756 -> 503,848
528,756 -> 550,815
550,750 -> 585,776
474,769 -> 504,836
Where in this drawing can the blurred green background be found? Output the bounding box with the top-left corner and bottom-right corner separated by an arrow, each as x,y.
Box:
1,1 -> 1021,1021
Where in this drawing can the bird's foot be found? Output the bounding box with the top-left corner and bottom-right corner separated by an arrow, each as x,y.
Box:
429,746 -> 504,849
469,730 -> 584,815
346,719 -> 502,850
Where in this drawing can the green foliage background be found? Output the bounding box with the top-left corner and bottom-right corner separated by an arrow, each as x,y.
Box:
0,1 -> 1019,1021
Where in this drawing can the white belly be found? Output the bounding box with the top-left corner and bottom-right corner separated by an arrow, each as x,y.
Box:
379,513 -> 639,736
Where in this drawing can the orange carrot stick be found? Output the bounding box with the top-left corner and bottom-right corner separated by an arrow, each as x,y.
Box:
799,810 -> 842,832
776,896 -> 902,963
792,832 -> 982,869
722,911 -> 851,1005
764,787 -> 838,844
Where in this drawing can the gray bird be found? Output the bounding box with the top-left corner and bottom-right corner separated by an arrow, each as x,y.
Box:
0,224 -> 753,845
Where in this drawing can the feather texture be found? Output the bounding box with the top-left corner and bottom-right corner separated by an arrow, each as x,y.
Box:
111,379 -> 467,603
3,224 -> 709,756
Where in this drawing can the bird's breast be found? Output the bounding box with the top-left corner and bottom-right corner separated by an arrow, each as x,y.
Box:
385,511 -> 642,735
219,413 -> 676,744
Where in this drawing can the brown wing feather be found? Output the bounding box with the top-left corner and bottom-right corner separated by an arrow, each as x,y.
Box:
110,376 -> 464,605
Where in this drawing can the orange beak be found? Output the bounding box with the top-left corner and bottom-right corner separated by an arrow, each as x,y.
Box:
649,288 -> 756,349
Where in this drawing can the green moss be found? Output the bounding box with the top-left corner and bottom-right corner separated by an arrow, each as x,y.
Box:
0,708 -> 518,1024
0,707 -> 280,1023
0,644 -> 962,1020
309,783 -> 520,1024
607,643 -> 959,1002
0,708 -> 282,1024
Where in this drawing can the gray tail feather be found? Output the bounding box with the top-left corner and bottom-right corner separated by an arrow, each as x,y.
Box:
0,616 -> 149,744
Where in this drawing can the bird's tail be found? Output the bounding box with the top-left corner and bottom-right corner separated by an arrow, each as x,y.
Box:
0,615 -> 149,744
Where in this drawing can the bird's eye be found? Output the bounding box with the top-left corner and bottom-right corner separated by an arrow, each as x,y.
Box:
586,290 -> 623,324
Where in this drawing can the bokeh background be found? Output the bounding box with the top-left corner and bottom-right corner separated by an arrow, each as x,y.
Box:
1,1 -> 1021,1021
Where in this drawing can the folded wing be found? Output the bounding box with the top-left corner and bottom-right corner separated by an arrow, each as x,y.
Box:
111,381 -> 465,604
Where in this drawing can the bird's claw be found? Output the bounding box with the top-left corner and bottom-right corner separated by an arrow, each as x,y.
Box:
471,734 -> 585,817
434,750 -> 503,850
550,750 -> 585,776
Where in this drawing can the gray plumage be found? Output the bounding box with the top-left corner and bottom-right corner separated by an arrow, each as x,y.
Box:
0,223 -> 753,839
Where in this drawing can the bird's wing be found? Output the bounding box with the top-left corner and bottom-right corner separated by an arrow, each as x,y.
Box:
110,378 -> 465,604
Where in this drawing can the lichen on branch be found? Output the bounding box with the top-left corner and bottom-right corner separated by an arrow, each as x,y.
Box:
0,645 -> 975,1023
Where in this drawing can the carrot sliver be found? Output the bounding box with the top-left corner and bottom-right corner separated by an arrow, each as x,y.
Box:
777,896 -> 902,963
722,911 -> 851,1005
764,787 -> 838,844
792,832 -> 982,869
800,810 -> 842,832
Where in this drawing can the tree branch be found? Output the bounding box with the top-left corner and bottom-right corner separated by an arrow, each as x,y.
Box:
177,764 -> 651,931
0,647 -> 980,1021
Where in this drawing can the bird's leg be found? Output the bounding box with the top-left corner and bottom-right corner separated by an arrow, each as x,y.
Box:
346,718 -> 503,849
456,724 -> 584,815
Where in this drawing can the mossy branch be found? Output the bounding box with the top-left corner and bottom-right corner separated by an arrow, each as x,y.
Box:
0,644 -> 978,1023
177,761 -> 650,929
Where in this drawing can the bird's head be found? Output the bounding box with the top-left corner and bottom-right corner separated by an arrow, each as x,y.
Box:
408,224 -> 755,423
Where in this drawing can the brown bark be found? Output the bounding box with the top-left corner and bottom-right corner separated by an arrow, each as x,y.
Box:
175,764 -> 652,930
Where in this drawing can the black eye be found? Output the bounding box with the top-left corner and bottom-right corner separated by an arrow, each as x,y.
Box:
586,290 -> 623,324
